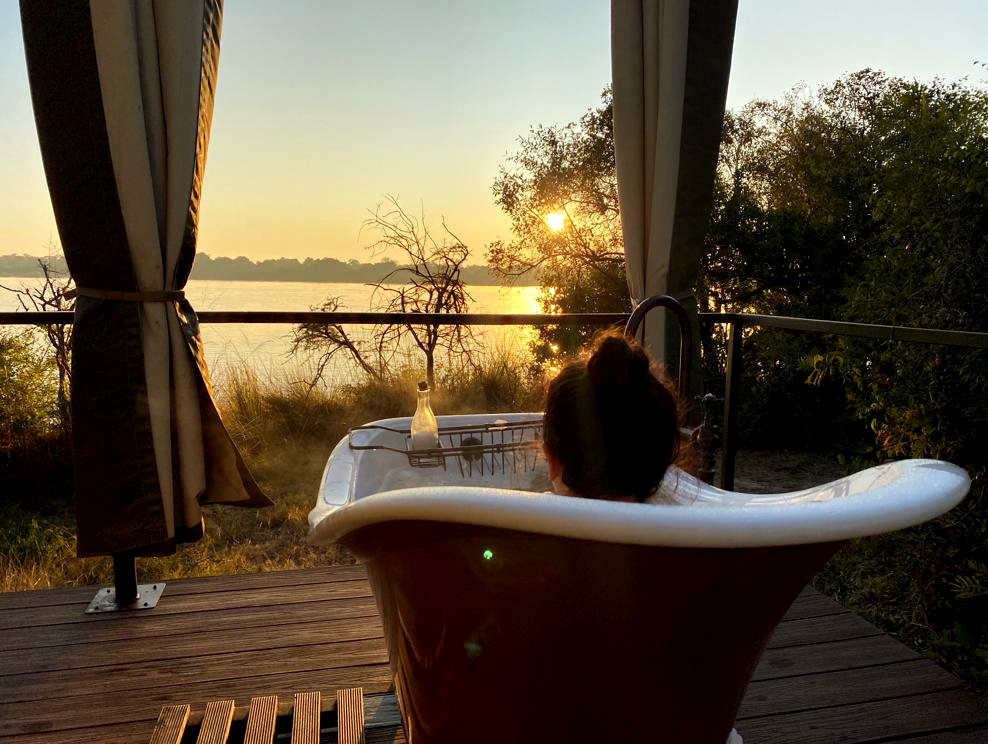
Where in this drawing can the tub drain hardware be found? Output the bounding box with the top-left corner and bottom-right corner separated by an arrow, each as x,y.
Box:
348,418 -> 545,477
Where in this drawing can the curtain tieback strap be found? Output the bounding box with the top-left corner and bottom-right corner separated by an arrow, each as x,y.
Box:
66,287 -> 185,302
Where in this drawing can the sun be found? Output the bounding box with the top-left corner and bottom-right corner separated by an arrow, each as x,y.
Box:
545,212 -> 566,231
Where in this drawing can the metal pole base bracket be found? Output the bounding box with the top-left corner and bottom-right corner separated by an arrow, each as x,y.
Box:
85,582 -> 165,614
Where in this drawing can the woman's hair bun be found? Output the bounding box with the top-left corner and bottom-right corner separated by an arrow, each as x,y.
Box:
586,334 -> 651,386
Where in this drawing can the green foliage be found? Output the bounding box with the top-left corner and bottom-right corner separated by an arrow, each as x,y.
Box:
488,88 -> 629,360
953,563 -> 988,600
815,508 -> 988,692
818,80 -> 988,691
731,330 -> 859,452
698,72 -> 899,447
708,71 -> 988,689
0,503 -> 95,592
0,331 -> 72,505
0,256 -> 74,414
701,76 -> 882,321
0,332 -> 55,452
529,259 -> 627,364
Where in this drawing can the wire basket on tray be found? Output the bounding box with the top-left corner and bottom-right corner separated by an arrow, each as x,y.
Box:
348,418 -> 544,478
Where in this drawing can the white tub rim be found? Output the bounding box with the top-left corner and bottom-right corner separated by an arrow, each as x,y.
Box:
308,434 -> 970,549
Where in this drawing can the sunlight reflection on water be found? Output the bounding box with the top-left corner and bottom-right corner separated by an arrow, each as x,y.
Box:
189,280 -> 541,388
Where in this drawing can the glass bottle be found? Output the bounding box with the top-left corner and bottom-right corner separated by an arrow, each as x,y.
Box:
410,380 -> 439,449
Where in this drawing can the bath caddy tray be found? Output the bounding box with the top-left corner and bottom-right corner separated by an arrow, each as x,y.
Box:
348,418 -> 544,477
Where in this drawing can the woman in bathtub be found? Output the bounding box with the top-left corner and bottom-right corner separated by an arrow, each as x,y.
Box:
542,332 -> 745,744
542,331 -> 681,503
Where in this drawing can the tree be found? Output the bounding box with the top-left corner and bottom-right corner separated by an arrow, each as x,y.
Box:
363,197 -> 475,387
290,295 -> 384,386
699,72 -> 886,321
693,72 -> 903,450
487,88 -> 628,361
832,73 -> 988,548
701,70 -> 988,447
293,196 -> 475,388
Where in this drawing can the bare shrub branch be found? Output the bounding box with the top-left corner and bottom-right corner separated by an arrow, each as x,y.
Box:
291,196 -> 477,388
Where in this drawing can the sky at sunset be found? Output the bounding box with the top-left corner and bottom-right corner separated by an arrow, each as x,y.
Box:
1,1 -> 986,265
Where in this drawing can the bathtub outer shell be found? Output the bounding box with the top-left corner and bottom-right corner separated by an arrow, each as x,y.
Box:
344,522 -> 841,743
308,414 -> 971,743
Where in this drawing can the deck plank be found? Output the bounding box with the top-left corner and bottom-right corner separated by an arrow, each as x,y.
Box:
1,635 -> 388,706
885,727 -> 988,742
337,687 -> 366,744
290,691 -> 320,744
1,595 -> 380,652
0,615 -> 384,680
780,590 -> 849,621
1,566 -> 984,744
3,690 -> 401,744
9,720 -> 173,744
0,579 -> 373,631
737,689 -> 988,743
753,633 -> 920,681
366,729 -> 407,744
740,659 -> 964,718
765,611 -> 883,648
0,565 -> 367,611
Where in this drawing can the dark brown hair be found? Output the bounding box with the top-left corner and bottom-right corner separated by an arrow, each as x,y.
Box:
542,332 -> 680,501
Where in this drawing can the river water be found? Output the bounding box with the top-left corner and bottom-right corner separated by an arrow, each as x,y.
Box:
0,277 -> 541,387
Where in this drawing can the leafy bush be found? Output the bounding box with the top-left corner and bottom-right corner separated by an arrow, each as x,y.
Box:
0,331 -> 72,506
734,329 -> 859,452
696,72 -> 988,688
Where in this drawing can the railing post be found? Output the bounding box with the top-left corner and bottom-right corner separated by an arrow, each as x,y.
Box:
721,318 -> 744,490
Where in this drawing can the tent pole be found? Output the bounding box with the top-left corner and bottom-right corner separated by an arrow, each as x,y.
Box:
84,552 -> 165,614
112,552 -> 138,606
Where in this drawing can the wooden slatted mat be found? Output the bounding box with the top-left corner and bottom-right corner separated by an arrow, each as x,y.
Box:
243,695 -> 278,744
146,689 -> 369,744
198,700 -> 235,744
291,691 -> 321,744
337,688 -> 365,744
148,705 -> 190,744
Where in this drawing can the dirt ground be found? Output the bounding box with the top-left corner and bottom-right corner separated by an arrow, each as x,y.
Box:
724,449 -> 846,493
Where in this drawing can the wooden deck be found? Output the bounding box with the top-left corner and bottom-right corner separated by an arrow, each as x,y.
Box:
1,565 -> 986,743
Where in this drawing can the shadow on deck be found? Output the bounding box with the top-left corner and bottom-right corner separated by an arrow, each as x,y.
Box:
1,565 -> 985,743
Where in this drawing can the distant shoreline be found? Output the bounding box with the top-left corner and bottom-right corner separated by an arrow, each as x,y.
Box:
0,253 -> 538,287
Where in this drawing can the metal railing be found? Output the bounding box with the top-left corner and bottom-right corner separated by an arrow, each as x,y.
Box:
707,312 -> 988,489
5,308 -> 988,490
0,311 -> 630,327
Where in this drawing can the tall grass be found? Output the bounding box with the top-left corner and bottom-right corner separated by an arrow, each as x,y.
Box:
1,343 -> 546,593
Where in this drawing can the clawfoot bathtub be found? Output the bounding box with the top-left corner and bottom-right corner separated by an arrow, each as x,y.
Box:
308,413 -> 969,744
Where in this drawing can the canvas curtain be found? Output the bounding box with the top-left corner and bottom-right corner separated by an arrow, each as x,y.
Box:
20,0 -> 270,558
611,0 -> 738,369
